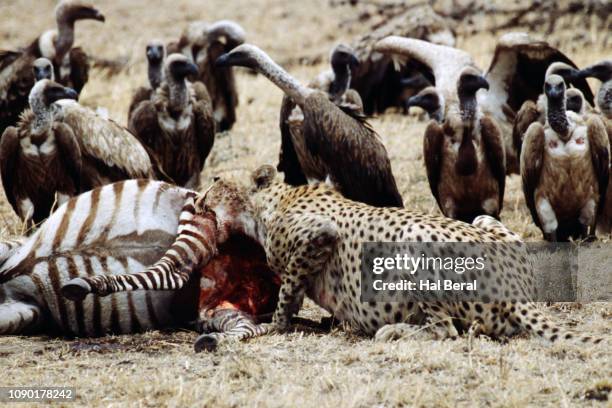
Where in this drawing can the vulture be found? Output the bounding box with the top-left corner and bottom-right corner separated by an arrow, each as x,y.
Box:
521,75 -> 610,242
32,58 -> 55,82
576,60 -> 612,119
349,4 -> 454,115
0,0 -> 104,135
168,20 -> 246,131
216,44 -> 403,208
0,79 -> 153,225
128,54 -> 215,189
375,32 -> 593,174
512,62 -> 587,158
373,37 -> 505,222
277,44 -> 362,186
127,40 -> 166,122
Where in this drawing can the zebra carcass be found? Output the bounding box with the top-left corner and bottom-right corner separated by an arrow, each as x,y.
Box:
0,179 -> 279,350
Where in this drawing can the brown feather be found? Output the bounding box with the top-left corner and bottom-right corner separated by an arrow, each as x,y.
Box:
520,121 -> 546,230
423,121 -> 444,207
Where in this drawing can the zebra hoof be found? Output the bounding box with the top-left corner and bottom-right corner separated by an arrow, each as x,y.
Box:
61,278 -> 92,301
194,334 -> 218,353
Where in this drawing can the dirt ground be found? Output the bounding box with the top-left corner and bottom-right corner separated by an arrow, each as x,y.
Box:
0,0 -> 610,407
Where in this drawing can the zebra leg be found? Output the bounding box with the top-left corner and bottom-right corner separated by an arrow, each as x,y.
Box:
61,195 -> 218,301
194,309 -> 266,352
0,301 -> 42,334
0,238 -> 25,266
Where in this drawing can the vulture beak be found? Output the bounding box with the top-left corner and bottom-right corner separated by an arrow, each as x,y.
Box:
546,85 -> 564,100
215,53 -> 234,68
146,46 -> 164,64
172,60 -> 199,78
475,75 -> 489,91
78,6 -> 105,22
33,66 -> 52,81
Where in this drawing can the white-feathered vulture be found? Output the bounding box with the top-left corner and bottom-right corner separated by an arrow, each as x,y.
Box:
373,37 -> 505,221
216,44 -> 403,208
374,32 -> 593,175
521,75 -> 609,241
277,44 -> 362,186
128,54 -> 215,189
127,40 -> 165,122
0,79 -> 152,225
0,0 -> 104,136
349,4 -> 454,115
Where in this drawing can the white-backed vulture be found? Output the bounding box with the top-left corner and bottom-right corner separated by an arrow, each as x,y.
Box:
0,80 -> 80,225
127,40 -> 165,122
512,62 -> 587,159
277,44 -> 362,186
168,20 -> 245,131
128,54 -> 215,189
374,32 -> 593,175
0,0 -> 104,136
404,86 -> 443,123
32,58 -> 55,82
521,75 -> 610,242
349,4 -> 453,115
216,44 -> 403,207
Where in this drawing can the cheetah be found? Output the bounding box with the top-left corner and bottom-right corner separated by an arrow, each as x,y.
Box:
201,165 -> 605,344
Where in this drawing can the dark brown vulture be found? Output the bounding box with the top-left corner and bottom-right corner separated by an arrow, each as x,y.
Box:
128,54 -> 215,189
0,78 -> 152,226
167,20 -> 246,131
374,37 -> 505,222
277,44 -> 361,186
127,40 -> 166,122
521,75 -> 609,242
404,86 -> 443,123
216,44 -> 403,208
0,0 -> 104,136
349,4 -> 453,115
376,32 -> 593,175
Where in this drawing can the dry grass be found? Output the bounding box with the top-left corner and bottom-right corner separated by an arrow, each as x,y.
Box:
0,1 -> 611,407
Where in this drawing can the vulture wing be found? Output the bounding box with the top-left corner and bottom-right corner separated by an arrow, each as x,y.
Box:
373,36 -> 475,105
302,92 -> 403,207
53,122 -> 83,189
65,47 -> 90,95
586,115 -> 610,213
485,32 -> 594,113
423,121 -> 444,208
278,94 -> 307,186
512,100 -> 541,160
127,86 -> 153,123
56,100 -> 153,178
0,51 -> 36,134
0,126 -> 21,215
520,122 -> 546,228
480,116 -> 507,209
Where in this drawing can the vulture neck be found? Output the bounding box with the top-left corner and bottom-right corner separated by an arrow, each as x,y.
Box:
598,81 -> 612,118
252,53 -> 311,106
30,96 -> 54,135
456,91 -> 478,176
329,65 -> 351,103
547,96 -> 570,139
166,76 -> 189,114
148,62 -> 163,90
54,19 -> 75,61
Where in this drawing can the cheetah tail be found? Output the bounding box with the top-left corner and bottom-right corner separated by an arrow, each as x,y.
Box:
515,303 -> 606,345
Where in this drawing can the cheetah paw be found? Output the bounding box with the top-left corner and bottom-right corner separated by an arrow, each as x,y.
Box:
375,323 -> 431,342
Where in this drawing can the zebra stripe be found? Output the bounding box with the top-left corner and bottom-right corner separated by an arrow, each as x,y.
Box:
194,309 -> 270,352
65,193 -> 218,297
0,180 -> 194,336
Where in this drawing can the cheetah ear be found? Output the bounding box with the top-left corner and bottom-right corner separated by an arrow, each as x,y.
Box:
251,165 -> 276,190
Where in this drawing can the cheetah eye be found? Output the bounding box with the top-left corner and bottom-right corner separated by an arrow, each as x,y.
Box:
213,176 -> 220,182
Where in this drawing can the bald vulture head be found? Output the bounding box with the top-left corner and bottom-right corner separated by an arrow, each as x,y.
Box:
544,74 -> 570,139
328,44 -> 359,102
405,86 -> 443,123
146,40 -> 165,90
32,58 -> 55,82
576,60 -> 612,117
457,66 -> 488,121
55,0 -> 105,25
164,53 -> 199,82
28,80 -> 77,133
565,88 -> 585,114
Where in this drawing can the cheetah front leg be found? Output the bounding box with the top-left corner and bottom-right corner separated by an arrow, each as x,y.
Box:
265,218 -> 339,333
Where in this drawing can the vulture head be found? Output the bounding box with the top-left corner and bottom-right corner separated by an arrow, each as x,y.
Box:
29,80 -> 77,133
215,44 -> 263,71
146,40 -> 165,65
544,74 -> 570,139
544,74 -> 566,102
545,62 -> 579,84
577,60 -> 612,83
404,86 -> 443,123
165,53 -> 199,82
32,58 -> 55,82
55,0 -> 105,24
565,88 -> 585,114
330,44 -> 360,73
207,20 -> 247,59
457,67 -> 489,97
